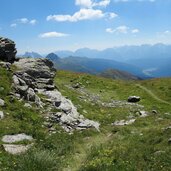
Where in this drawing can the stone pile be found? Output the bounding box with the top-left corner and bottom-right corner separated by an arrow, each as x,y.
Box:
13,58 -> 100,132
0,37 -> 17,63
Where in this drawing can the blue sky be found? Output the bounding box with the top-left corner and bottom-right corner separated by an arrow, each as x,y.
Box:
0,0 -> 171,54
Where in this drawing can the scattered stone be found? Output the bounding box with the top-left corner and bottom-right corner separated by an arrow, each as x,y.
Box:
168,138 -> 171,144
24,103 -> 32,108
128,96 -> 140,103
2,133 -> 33,143
72,83 -> 81,89
0,111 -> 4,119
0,98 -> 5,106
154,150 -> 165,156
3,144 -> 33,155
152,110 -> 158,114
139,111 -> 148,117
164,126 -> 171,130
43,89 -> 100,132
112,119 -> 136,126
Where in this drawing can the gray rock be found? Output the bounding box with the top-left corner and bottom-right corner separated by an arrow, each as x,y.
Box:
0,98 -> 5,106
152,110 -> 158,114
0,37 -> 17,63
112,119 -> 136,126
14,58 -> 55,79
27,88 -> 36,101
43,90 -> 100,132
168,138 -> 171,144
3,144 -> 33,155
139,111 -> 148,117
0,111 -> 4,119
12,58 -> 100,132
24,103 -> 32,108
2,133 -> 33,143
128,96 -> 140,103
0,61 -> 11,70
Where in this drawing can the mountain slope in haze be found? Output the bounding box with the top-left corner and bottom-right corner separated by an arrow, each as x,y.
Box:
99,69 -> 141,80
46,54 -> 148,79
46,53 -> 60,61
54,44 -> 171,77
21,52 -> 43,58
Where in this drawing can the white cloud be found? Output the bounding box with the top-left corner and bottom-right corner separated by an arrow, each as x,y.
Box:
106,28 -> 115,33
106,26 -> 139,34
114,0 -> 156,2
19,18 -> 29,24
39,32 -> 69,38
93,0 -> 111,7
75,0 -> 111,8
116,25 -> 129,34
109,12 -> 118,19
11,18 -> 37,27
30,19 -> 37,25
132,29 -> 139,33
75,0 -> 92,8
10,23 -> 17,28
47,8 -> 105,22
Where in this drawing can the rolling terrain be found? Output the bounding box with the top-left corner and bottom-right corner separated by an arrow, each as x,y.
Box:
1,65 -> 171,171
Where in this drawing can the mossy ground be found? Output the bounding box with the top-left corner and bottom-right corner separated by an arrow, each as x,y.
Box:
1,68 -> 171,171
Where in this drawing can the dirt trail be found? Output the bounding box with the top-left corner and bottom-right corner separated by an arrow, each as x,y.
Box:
136,84 -> 171,105
62,132 -> 113,171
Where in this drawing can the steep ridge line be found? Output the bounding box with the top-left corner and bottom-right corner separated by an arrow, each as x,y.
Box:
136,84 -> 171,105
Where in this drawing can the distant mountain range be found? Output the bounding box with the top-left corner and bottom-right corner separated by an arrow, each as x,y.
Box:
46,53 -> 147,79
19,52 -> 43,58
20,43 -> 171,78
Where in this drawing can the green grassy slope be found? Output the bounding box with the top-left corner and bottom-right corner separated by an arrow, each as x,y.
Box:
1,68 -> 171,171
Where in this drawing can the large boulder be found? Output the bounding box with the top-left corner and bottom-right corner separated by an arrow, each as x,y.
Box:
0,37 -> 17,63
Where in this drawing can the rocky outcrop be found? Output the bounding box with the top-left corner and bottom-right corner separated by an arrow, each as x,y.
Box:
12,58 -> 100,132
0,37 -> 17,63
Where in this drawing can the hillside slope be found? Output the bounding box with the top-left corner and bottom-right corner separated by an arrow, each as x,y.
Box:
46,55 -> 147,79
99,69 -> 141,80
1,64 -> 171,171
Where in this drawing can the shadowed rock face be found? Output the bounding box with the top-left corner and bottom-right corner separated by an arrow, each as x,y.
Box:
0,37 -> 17,63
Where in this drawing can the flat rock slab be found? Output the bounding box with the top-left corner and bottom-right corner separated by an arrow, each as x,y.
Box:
2,133 -> 33,143
3,144 -> 32,155
112,119 -> 136,126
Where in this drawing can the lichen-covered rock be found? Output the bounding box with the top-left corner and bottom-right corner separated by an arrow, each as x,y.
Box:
0,37 -> 17,63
